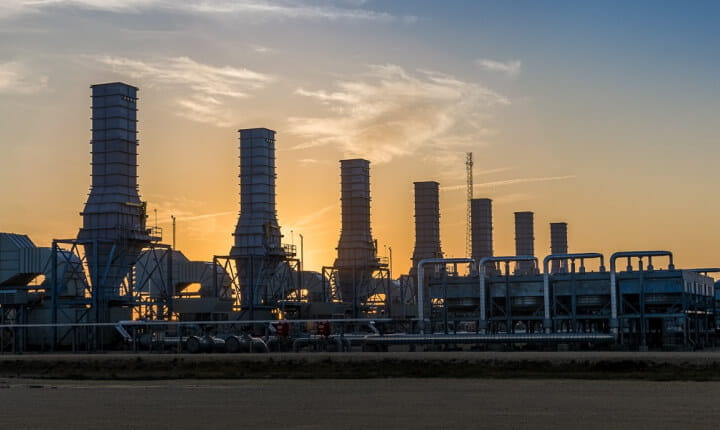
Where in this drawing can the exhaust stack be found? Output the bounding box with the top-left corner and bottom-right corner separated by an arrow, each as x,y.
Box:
77,82 -> 150,315
471,198 -> 493,270
230,128 -> 286,307
411,181 -> 443,271
333,159 -> 379,302
514,211 -> 535,274
550,222 -> 568,273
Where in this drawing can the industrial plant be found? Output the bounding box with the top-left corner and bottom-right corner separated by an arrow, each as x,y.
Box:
0,82 -> 717,353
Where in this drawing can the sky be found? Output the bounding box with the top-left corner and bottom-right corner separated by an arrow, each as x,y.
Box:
1,0 -> 719,273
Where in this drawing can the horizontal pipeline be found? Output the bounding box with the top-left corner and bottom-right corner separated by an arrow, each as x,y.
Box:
362,333 -> 616,345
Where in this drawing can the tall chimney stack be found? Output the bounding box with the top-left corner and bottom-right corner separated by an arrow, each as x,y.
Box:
550,222 -> 568,273
514,211 -> 535,274
334,159 -> 379,302
78,82 -> 150,315
471,198 -> 493,269
230,128 -> 286,308
411,181 -> 443,271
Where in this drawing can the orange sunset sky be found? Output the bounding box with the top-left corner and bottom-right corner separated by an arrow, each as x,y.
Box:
1,1 -> 719,273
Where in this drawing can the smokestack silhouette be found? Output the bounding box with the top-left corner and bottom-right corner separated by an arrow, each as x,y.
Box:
471,198 -> 493,269
78,82 -> 149,313
230,128 -> 285,307
411,181 -> 443,271
334,159 -> 378,302
550,222 -> 568,273
514,211 -> 535,274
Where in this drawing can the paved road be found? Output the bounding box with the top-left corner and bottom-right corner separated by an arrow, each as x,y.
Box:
2,378 -> 719,429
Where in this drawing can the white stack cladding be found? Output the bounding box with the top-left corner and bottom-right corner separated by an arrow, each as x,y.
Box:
514,211 -> 535,274
411,181 -> 443,271
334,159 -> 378,301
550,222 -> 568,273
471,198 -> 494,266
230,128 -> 282,257
77,82 -> 149,297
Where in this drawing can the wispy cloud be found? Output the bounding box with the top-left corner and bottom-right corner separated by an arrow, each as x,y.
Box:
289,64 -> 509,163
249,44 -> 272,54
494,192 -> 533,204
283,204 -> 336,233
441,175 -> 576,191
94,55 -> 272,126
167,211 -> 236,222
299,158 -> 321,165
1,0 -> 414,22
475,58 -> 522,77
0,61 -> 48,94
476,166 -> 514,176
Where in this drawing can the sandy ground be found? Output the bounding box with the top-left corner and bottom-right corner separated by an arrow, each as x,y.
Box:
2,378 -> 719,429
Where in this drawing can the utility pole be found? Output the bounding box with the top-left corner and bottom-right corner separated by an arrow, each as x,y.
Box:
389,246 -> 393,279
466,152 -> 473,258
171,215 -> 176,249
299,234 -> 304,269
298,233 -> 304,292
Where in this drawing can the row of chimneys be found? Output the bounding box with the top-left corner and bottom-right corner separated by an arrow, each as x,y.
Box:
412,183 -> 569,275
229,126 -> 569,283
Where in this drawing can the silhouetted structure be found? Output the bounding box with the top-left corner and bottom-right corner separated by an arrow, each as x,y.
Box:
514,211 -> 535,274
77,82 -> 150,322
333,159 -> 380,303
230,128 -> 292,310
411,181 -> 443,271
550,222 -> 568,273
471,198 -> 494,270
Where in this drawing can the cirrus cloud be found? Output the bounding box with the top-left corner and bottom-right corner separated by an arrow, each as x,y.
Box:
0,0 -> 415,22
475,58 -> 522,77
94,55 -> 273,126
0,61 -> 48,94
289,64 -> 510,163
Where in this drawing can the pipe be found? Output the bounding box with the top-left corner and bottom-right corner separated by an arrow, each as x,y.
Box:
417,258 -> 475,334
478,256 -> 538,333
250,337 -> 270,353
609,251 -> 674,334
688,268 -> 720,274
363,332 -> 615,346
542,253 -> 604,333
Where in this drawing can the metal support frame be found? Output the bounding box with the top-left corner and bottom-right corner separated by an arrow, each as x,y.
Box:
478,256 -> 538,333
418,258 -> 475,334
543,253 -> 605,333
322,264 -> 392,318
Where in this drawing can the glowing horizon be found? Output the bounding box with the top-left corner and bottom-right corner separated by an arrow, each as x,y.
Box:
2,1 -> 720,274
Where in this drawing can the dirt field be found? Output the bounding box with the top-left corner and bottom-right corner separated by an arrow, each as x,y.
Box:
2,378 -> 719,429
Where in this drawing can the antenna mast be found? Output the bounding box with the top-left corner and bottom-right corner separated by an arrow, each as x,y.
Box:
466,152 -> 473,258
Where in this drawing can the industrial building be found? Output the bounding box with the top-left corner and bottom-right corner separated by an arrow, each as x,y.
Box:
0,82 -> 718,353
